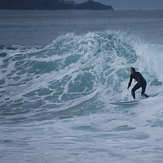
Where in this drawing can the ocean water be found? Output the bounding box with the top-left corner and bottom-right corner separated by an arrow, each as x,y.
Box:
0,10 -> 163,163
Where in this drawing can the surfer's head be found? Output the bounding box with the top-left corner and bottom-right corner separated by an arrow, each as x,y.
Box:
130,67 -> 135,74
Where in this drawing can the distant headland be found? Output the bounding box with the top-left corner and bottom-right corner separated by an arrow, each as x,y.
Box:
0,0 -> 113,10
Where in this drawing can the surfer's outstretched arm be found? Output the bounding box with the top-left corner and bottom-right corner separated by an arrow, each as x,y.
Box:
127,75 -> 132,90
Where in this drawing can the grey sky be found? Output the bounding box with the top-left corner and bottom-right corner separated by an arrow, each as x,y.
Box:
73,0 -> 163,10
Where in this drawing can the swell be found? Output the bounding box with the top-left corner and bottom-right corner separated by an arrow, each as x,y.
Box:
0,31 -> 162,123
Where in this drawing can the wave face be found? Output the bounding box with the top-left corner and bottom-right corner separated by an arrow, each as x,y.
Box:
0,31 -> 163,121
1,31 -> 163,163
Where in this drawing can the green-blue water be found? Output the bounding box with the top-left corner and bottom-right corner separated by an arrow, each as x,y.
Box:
0,10 -> 163,163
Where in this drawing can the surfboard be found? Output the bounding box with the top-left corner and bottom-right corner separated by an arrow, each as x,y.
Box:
110,101 -> 139,106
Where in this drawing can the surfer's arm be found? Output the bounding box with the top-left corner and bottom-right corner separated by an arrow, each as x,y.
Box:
127,76 -> 132,89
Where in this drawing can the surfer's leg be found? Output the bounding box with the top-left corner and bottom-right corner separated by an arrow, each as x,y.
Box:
141,83 -> 149,98
131,83 -> 141,100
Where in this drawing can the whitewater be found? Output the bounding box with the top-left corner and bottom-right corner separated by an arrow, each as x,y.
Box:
0,10 -> 163,163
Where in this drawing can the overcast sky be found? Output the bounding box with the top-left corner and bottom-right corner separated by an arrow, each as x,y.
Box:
73,0 -> 163,10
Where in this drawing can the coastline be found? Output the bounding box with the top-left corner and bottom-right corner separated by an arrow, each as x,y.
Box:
0,0 -> 113,10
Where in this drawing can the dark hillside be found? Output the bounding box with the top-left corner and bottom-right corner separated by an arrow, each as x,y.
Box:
0,0 -> 113,10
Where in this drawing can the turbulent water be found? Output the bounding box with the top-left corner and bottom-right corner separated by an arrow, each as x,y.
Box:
0,10 -> 163,163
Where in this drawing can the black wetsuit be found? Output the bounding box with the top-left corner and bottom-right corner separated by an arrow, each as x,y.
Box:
128,72 -> 149,99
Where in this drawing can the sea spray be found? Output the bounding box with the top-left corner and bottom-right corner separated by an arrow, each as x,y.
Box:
1,30 -> 163,163
0,31 -> 162,112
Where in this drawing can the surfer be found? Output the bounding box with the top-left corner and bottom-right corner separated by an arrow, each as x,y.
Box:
127,67 -> 149,101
